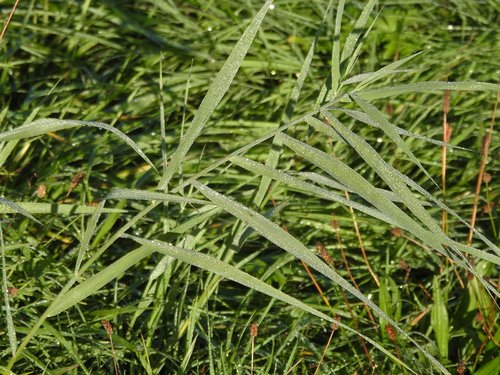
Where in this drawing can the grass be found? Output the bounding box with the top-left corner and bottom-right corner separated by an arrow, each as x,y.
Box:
0,0 -> 499,374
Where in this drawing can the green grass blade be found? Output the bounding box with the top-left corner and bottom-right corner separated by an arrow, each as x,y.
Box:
316,112 -> 442,234
158,0 -> 274,189
124,234 -> 417,374
253,5 -> 324,207
392,170 -> 500,257
108,188 -> 212,206
230,155 -> 396,225
46,245 -> 156,317
358,81 -> 500,100
277,131 -> 439,245
330,0 -> 345,96
348,51 -> 422,89
351,93 -> 439,189
1,226 -> 17,355
0,197 -> 41,224
335,107 -> 469,150
340,0 -> 377,70
0,202 -> 124,215
0,118 -> 156,172
74,201 -> 105,276
431,277 -> 449,359
191,181 -> 450,374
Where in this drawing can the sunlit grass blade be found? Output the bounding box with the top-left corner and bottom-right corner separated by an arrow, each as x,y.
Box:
392,169 -> 500,257
351,93 -> 439,189
0,197 -> 41,224
330,0 -> 345,96
158,0 -> 274,189
230,155 -> 396,225
46,245 -> 156,317
310,113 -> 500,291
346,51 -> 422,89
191,180 -> 450,374
431,277 -> 449,359
340,0 -> 377,75
0,118 -> 156,172
334,107 -> 470,150
315,112 -> 442,233
277,131 -> 443,250
108,188 -> 212,206
124,234 -> 417,374
0,202 -> 124,215
74,201 -> 105,276
1,225 -> 17,355
253,0 -> 327,207
358,81 -> 500,100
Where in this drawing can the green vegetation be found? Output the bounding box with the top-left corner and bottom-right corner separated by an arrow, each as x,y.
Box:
1,0 -> 498,374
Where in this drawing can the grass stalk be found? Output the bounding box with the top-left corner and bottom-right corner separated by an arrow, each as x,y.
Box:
467,91 -> 498,246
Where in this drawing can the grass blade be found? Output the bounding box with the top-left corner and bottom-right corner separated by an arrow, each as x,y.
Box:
191,181 -> 450,374
124,234 -> 416,374
47,245 -> 156,317
0,197 -> 41,224
340,0 -> 377,74
431,277 -> 449,359
230,155 -> 395,225
0,202 -> 124,215
0,118 -> 156,172
350,93 -> 439,189
358,81 -> 500,100
158,0 -> 274,189
1,225 -> 17,354
108,188 -> 212,206
330,0 -> 345,96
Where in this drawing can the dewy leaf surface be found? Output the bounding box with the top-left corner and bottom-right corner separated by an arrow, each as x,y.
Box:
192,181 -> 450,374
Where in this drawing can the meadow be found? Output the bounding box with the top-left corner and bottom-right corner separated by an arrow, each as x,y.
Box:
0,0 -> 499,374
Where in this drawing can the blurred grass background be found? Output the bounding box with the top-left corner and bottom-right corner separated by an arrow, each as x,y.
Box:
0,1 -> 498,374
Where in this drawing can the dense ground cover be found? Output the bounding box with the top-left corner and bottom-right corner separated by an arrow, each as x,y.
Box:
0,0 -> 499,374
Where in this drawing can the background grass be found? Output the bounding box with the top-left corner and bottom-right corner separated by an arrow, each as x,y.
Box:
0,1 -> 498,374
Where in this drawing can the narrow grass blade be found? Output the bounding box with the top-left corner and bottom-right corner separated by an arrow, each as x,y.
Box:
230,155 -> 396,226
315,113 -> 442,234
46,245 -> 156,317
330,0 -> 345,96
108,188 -> 212,206
253,3 -> 324,207
158,0 -> 274,189
0,202 -> 124,215
124,234 -> 417,374
192,181 -> 450,374
335,107 -> 469,150
1,226 -> 17,354
0,118 -> 156,172
277,131 -> 441,249
348,51 -> 422,89
378,278 -> 390,335
74,201 -> 105,276
0,197 -> 41,224
431,277 -> 449,359
340,0 -> 377,72
0,108 -> 38,169
393,169 -> 500,257
358,81 -> 500,100
351,93 -> 439,189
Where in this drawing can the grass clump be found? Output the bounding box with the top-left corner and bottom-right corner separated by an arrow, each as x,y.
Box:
0,1 -> 499,374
